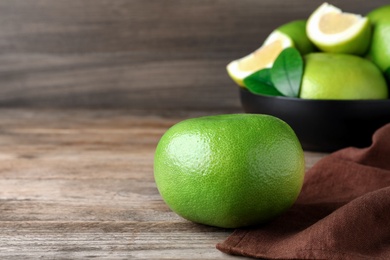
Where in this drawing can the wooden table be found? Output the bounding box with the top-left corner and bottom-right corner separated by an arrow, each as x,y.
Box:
0,109 -> 327,259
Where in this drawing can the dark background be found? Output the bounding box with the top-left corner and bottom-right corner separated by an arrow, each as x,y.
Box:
0,0 -> 386,112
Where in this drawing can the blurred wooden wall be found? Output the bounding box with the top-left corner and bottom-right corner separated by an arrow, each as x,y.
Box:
0,0 -> 386,112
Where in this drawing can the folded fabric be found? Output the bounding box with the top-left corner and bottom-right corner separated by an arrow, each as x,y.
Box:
217,123 -> 390,259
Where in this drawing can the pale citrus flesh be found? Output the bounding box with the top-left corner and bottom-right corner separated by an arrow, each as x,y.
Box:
227,31 -> 292,87
300,53 -> 388,100
238,40 -> 284,71
154,114 -> 305,228
319,13 -> 358,34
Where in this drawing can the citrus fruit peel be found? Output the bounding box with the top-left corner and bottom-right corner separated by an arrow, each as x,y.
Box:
306,2 -> 371,55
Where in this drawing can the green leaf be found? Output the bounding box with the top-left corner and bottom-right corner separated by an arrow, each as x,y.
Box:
243,68 -> 283,96
271,47 -> 304,98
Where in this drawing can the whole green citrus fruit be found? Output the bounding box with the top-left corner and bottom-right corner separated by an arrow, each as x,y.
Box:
154,114 -> 305,228
300,53 -> 388,100
367,5 -> 390,71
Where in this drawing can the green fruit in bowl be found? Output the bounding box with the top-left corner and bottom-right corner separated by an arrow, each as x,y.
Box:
277,20 -> 318,55
154,114 -> 305,228
299,53 -> 388,100
366,5 -> 390,72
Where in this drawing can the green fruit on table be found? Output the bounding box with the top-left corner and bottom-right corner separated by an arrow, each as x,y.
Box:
154,114 -> 305,228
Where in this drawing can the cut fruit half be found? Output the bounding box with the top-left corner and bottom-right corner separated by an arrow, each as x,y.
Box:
306,2 -> 371,55
227,31 -> 293,87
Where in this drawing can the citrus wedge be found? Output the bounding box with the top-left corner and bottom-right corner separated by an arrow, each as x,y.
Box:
227,31 -> 293,87
306,3 -> 371,55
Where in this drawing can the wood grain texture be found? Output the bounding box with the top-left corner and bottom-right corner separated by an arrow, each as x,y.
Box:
0,0 -> 387,110
0,109 -> 327,259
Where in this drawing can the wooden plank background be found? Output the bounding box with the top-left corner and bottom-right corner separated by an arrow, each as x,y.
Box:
0,0 -> 386,111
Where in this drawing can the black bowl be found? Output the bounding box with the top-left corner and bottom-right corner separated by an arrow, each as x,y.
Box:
240,88 -> 390,152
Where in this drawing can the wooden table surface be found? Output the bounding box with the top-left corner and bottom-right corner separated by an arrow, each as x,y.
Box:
0,109 -> 327,259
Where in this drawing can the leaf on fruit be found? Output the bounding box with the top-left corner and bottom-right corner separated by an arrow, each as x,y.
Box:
244,68 -> 283,96
271,47 -> 303,98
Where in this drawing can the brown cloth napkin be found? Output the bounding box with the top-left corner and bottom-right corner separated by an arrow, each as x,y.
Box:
217,123 -> 390,260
